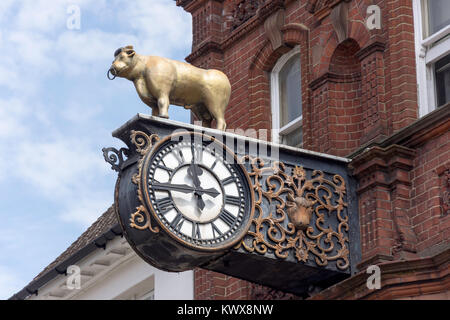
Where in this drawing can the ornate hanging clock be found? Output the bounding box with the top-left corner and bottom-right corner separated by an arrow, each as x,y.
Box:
113,130 -> 255,271
106,116 -> 359,296
141,131 -> 254,250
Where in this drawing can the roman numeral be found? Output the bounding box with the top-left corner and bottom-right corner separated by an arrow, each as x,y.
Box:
225,195 -> 241,206
211,223 -> 222,238
156,163 -> 173,174
191,143 -> 203,164
221,175 -> 236,186
156,159 -> 173,174
210,159 -> 218,170
155,197 -> 174,214
219,209 -> 236,227
170,212 -> 184,231
173,146 -> 185,165
192,222 -> 201,239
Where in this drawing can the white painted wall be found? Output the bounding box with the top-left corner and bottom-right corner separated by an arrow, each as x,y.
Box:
28,237 -> 193,300
72,255 -> 193,300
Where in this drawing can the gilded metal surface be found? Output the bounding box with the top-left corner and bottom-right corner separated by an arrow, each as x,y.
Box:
109,46 -> 231,130
128,130 -> 160,233
236,156 -> 350,270
130,130 -> 160,156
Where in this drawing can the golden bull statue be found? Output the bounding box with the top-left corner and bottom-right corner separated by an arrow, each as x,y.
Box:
108,45 -> 231,130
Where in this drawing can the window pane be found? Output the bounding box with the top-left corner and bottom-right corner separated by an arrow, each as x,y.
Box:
281,127 -> 302,148
435,54 -> 450,107
279,55 -> 302,127
427,0 -> 450,35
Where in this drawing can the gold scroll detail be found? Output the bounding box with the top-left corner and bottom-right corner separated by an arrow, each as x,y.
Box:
129,130 -> 160,233
130,130 -> 160,156
236,156 -> 350,270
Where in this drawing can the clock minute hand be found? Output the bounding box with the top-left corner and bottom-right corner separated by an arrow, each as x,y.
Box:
151,182 -> 196,194
151,182 -> 220,198
188,163 -> 202,188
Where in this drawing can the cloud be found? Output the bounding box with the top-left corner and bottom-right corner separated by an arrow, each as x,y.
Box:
120,0 -> 192,57
8,31 -> 56,71
0,0 -> 192,299
0,97 -> 28,139
12,135 -> 114,227
0,265 -> 25,300
54,29 -> 140,76
60,102 -> 103,124
16,138 -> 106,197
60,195 -> 112,227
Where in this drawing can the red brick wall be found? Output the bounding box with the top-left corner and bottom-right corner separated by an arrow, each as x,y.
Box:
351,114 -> 450,267
410,131 -> 450,253
194,269 -> 252,300
182,0 -> 418,154
176,0 -> 448,300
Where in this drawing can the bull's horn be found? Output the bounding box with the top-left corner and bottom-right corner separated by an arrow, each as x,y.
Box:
114,47 -> 123,57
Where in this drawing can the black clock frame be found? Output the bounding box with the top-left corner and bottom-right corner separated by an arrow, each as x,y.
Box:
141,131 -> 255,251
114,130 -> 256,272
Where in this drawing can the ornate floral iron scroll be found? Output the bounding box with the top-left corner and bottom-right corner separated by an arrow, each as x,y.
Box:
236,156 -> 350,270
102,147 -> 129,172
128,130 -> 160,233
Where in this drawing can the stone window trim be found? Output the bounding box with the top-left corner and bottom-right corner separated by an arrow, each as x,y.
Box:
270,45 -> 302,146
412,0 -> 450,117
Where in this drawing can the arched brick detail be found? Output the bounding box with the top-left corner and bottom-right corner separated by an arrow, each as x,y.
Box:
316,33 -> 339,76
328,39 -> 363,156
315,23 -> 370,78
248,24 -> 310,134
247,40 -> 278,132
313,0 -> 371,77
348,20 -> 371,51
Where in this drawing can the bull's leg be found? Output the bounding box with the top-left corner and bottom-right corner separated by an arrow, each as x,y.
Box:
151,106 -> 159,116
202,119 -> 212,128
204,89 -> 229,131
157,95 -> 170,118
216,117 -> 226,131
207,103 -> 226,131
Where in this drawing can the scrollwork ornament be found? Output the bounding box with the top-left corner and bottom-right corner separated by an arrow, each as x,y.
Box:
236,156 -> 350,270
102,147 -> 129,173
130,205 -> 159,233
130,130 -> 160,156
127,130 -> 160,234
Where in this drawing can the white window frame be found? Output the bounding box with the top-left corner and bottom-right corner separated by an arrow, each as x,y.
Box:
271,45 -> 303,146
413,0 -> 450,117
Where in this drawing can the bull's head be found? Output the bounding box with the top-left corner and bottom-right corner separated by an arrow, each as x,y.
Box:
108,45 -> 136,80
286,194 -> 313,231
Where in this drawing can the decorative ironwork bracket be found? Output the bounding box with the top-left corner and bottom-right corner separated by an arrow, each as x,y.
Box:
102,147 -> 129,173
236,156 -> 350,270
103,114 -> 361,296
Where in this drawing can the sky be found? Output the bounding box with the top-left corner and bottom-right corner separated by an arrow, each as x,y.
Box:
0,0 -> 192,299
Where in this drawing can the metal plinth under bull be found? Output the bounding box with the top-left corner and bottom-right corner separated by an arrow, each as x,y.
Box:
103,114 -> 361,297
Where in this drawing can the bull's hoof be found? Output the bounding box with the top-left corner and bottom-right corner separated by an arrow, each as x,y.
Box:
158,114 -> 169,119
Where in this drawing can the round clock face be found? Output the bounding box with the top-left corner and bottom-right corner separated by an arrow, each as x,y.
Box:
141,132 -> 254,251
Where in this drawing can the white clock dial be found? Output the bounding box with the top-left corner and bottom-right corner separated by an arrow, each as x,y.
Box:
143,133 -> 252,250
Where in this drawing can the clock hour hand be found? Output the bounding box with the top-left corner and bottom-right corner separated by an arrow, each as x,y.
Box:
194,192 -> 206,211
188,156 -> 206,210
152,182 -> 220,198
195,187 -> 220,198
